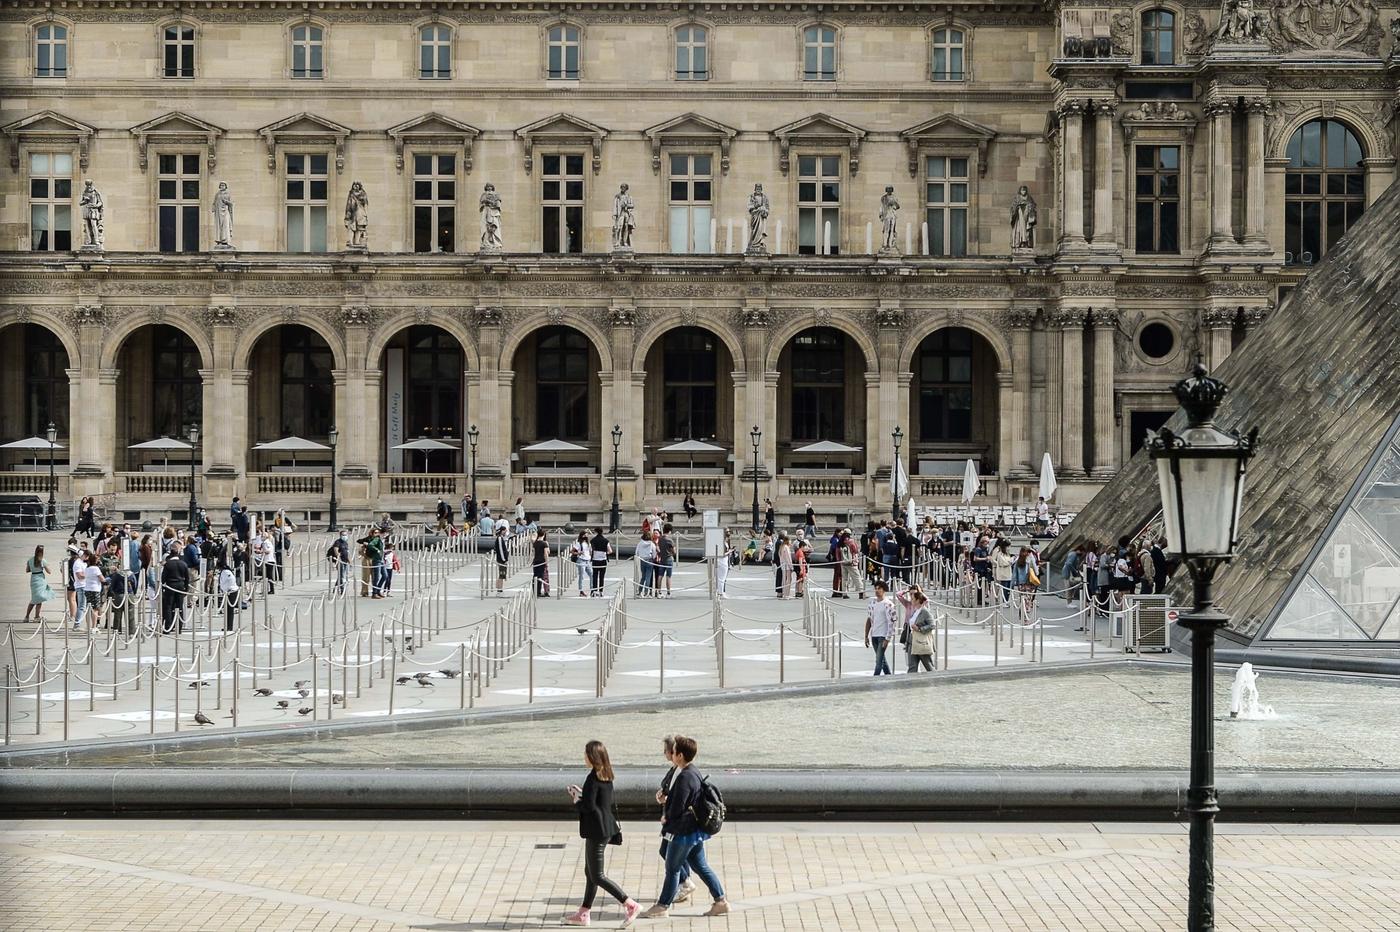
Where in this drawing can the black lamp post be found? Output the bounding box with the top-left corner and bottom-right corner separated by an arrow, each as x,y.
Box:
467,423 -> 480,504
1146,363 -> 1257,932
187,423 -> 200,530
891,425 -> 904,520
328,425 -> 339,530
609,424 -> 622,534
45,421 -> 57,531
749,426 -> 762,534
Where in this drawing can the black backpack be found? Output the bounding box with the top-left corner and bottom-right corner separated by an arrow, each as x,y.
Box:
689,776 -> 726,835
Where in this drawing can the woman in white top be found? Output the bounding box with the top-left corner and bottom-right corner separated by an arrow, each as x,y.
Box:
514,497 -> 526,523
714,533 -> 732,599
571,531 -> 591,597
774,535 -> 793,599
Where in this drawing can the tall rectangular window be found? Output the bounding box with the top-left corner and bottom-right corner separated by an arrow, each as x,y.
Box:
791,330 -> 845,440
1135,145 -> 1180,254
413,153 -> 456,253
541,153 -> 584,254
163,24 -> 195,77
925,156 -> 969,257
419,25 -> 451,79
663,331 -> 718,439
802,25 -> 836,81
547,25 -> 580,79
931,27 -> 965,81
291,24 -> 324,78
35,24 -> 68,77
29,153 -> 73,251
675,25 -> 708,80
285,153 -> 328,253
798,155 -> 840,255
1140,10 -> 1175,65
667,154 -> 712,254
157,154 -> 200,253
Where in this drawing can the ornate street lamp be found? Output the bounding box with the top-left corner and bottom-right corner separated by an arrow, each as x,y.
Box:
467,423 -> 480,504
609,424 -> 623,534
45,421 -> 57,531
1146,363 -> 1257,932
891,425 -> 904,520
327,425 -> 339,530
187,423 -> 201,530
750,426 -> 762,534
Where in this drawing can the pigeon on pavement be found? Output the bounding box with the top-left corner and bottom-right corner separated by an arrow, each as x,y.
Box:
297,706 -> 313,715
193,711 -> 213,725
395,675 -> 413,685
297,688 -> 310,698
293,680 -> 310,689
331,693 -> 344,704
438,669 -> 460,679
253,688 -> 273,697
186,680 -> 211,689
275,700 -> 290,709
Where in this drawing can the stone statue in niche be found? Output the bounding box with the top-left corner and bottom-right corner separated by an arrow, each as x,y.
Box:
344,181 -> 369,250
79,180 -> 104,250
746,183 -> 770,254
611,183 -> 635,251
211,182 -> 235,249
879,186 -> 900,254
479,183 -> 503,252
1010,186 -> 1037,251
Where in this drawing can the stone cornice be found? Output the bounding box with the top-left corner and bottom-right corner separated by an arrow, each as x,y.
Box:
0,0 -> 1052,16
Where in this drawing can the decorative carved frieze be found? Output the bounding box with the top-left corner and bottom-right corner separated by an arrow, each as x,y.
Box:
1061,281 -> 1117,297
1200,307 -> 1240,328
1271,0 -> 1383,55
874,306 -> 905,329
1089,308 -> 1120,328
1048,307 -> 1088,329
339,304 -> 375,327
1241,304 -> 1272,327
68,304 -> 106,331
474,305 -> 503,327
1207,280 -> 1273,297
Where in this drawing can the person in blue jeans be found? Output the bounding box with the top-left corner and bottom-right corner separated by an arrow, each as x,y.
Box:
864,579 -> 896,676
640,735 -> 729,919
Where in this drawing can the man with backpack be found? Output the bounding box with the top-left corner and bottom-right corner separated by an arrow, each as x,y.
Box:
640,735 -> 729,919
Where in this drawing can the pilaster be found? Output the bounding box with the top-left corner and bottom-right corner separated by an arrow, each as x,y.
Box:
1242,96 -> 1271,252
1006,308 -> 1035,478
1091,99 -> 1120,254
1205,98 -> 1237,252
1200,307 -> 1238,369
1052,308 -> 1087,478
1057,100 -> 1089,251
1089,308 -> 1119,478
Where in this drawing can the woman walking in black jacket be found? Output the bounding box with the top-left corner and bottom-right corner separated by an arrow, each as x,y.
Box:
564,740 -> 641,927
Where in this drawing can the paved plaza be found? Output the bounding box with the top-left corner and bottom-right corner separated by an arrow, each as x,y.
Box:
4,818 -> 1400,931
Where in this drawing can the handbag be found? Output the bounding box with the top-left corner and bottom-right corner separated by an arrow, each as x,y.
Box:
1027,567 -> 1041,587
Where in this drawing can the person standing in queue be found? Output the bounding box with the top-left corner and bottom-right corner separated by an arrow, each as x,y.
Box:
590,527 -> 613,597
864,579 -> 896,676
493,524 -> 510,596
562,741 -> 641,927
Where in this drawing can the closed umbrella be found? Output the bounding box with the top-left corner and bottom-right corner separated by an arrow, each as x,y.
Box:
960,458 -> 979,504
1039,452 -> 1058,502
520,438 -> 588,469
659,438 -> 725,469
128,436 -> 193,471
252,435 -> 331,469
392,437 -> 460,474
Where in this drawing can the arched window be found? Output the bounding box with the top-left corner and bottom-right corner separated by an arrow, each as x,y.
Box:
930,27 -> 965,81
278,326 -> 334,439
675,25 -> 708,80
151,326 -> 203,439
802,25 -> 837,81
1285,119 -> 1365,265
162,23 -> 196,78
535,327 -> 590,439
35,23 -> 68,77
290,24 -> 324,79
1140,9 -> 1174,65
791,328 -> 846,440
419,24 -> 452,79
24,325 -> 70,436
547,24 -> 581,79
917,329 -> 974,441
663,329 -> 718,439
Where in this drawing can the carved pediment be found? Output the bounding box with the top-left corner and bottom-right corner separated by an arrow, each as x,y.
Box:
386,112 -> 481,173
771,113 -> 867,175
2,110 -> 95,171
128,111 -> 226,172
899,113 -> 999,176
1270,0 -> 1383,56
515,112 -> 610,174
643,113 -> 739,173
257,112 -> 353,173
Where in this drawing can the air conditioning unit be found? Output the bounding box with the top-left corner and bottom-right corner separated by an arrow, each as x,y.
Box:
1126,594 -> 1173,652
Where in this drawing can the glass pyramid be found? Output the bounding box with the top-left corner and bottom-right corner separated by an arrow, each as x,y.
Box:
1262,418 -> 1400,643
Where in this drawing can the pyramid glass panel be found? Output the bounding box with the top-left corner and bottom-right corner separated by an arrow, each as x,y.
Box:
1266,574 -> 1368,641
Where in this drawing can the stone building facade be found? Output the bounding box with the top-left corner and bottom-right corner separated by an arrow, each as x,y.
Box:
1,0 -> 1397,523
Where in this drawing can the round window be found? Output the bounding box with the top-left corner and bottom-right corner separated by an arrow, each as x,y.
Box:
1137,322 -> 1175,360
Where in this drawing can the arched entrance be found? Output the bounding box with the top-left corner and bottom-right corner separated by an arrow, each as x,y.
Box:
511,325 -> 602,471
0,322 -> 71,489
379,325 -> 466,473
643,326 -> 734,456
115,324 -> 204,471
908,326 -> 1000,475
246,324 -> 335,469
776,326 -> 867,472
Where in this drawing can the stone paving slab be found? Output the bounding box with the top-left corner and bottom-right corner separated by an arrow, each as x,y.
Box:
3,818 -> 1399,931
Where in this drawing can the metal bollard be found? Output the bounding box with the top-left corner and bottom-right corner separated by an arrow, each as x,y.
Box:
528,637 -> 534,704
62,655 -> 70,742
779,626 -> 785,684
149,662 -> 157,735
231,659 -> 239,727
659,632 -> 665,695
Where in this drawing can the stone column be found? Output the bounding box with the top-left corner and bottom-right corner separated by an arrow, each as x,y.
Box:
1058,100 -> 1088,250
471,306 -> 507,472
996,371 -> 1015,481
1093,100 -> 1118,251
1053,308 -> 1086,478
1206,99 -> 1236,249
1200,308 -> 1237,369
1089,308 -> 1119,479
874,306 -> 904,479
230,369 -> 251,489
1006,308 -> 1035,477
605,306 -> 642,475
740,307 -> 775,481
1243,96 -> 1270,250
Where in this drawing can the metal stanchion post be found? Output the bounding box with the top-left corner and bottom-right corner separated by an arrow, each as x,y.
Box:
3,665 -> 9,746
149,662 -> 156,735
62,654 -> 70,742
779,625 -> 785,684
528,637 -> 534,704
231,659 -> 239,727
